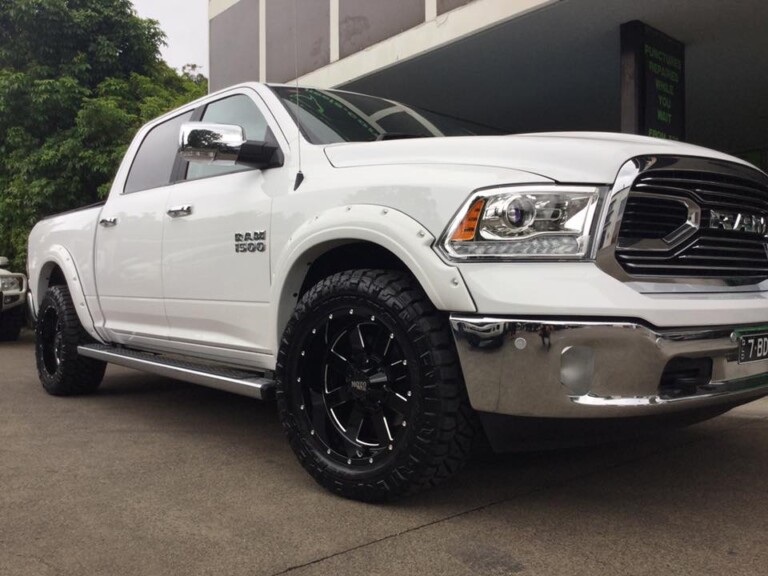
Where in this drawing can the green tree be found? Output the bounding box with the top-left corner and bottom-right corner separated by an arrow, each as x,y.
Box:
0,0 -> 208,269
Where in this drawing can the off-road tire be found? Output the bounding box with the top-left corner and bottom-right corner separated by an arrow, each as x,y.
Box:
35,285 -> 106,396
276,269 -> 476,501
0,306 -> 24,341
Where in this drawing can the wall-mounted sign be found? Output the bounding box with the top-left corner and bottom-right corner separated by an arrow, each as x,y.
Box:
621,20 -> 685,141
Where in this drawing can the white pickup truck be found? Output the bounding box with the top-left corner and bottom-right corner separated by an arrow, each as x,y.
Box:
27,83 -> 768,501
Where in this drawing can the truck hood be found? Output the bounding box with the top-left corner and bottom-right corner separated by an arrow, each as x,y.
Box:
324,132 -> 752,184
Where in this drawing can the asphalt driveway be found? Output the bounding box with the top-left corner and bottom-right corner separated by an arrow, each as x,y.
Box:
2,331 -> 767,575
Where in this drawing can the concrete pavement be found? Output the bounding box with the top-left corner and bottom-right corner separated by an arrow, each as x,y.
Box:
2,331 -> 767,575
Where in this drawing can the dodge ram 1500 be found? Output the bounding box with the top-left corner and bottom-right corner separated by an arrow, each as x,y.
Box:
27,83 -> 768,500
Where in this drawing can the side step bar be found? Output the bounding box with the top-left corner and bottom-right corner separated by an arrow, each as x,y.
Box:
78,344 -> 275,400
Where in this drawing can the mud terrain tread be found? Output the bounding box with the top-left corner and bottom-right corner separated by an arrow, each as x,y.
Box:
36,286 -> 105,396
276,269 -> 476,501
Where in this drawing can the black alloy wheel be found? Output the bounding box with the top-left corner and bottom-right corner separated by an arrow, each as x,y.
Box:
277,269 -> 476,501
38,304 -> 64,376
294,304 -> 414,467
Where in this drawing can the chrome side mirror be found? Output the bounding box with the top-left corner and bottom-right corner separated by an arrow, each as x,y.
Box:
179,123 -> 283,169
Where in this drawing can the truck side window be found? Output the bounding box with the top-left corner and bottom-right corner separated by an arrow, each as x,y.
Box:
186,94 -> 271,181
124,111 -> 193,194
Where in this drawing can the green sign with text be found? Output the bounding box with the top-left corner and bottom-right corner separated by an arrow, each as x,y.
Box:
621,21 -> 685,141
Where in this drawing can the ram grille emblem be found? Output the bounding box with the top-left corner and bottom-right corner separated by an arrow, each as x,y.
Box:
708,211 -> 768,236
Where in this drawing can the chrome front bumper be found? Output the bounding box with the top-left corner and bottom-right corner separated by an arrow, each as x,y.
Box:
450,316 -> 768,418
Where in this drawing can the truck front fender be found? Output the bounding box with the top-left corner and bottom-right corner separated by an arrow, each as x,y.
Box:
270,204 -> 476,352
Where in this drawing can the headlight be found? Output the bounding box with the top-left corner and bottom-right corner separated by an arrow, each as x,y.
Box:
0,275 -> 23,292
440,185 -> 603,260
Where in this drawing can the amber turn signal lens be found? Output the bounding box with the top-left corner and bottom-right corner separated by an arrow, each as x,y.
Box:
451,198 -> 485,241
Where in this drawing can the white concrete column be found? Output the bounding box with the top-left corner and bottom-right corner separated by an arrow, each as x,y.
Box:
426,0 -> 437,21
259,0 -> 267,81
330,0 -> 340,62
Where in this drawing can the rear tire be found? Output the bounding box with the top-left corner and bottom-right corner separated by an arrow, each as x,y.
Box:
0,306 -> 24,341
35,286 -> 106,396
276,269 -> 476,501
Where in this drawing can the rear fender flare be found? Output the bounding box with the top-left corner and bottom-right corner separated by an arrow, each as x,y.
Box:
33,246 -> 102,342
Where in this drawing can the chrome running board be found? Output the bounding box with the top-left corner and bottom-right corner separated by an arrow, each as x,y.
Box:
78,344 -> 275,400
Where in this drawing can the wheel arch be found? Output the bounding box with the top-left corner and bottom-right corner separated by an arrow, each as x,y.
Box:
270,205 -> 476,355
36,261 -> 67,296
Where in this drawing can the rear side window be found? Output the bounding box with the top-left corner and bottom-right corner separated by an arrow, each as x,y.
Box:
124,111 -> 193,194
186,95 -> 271,181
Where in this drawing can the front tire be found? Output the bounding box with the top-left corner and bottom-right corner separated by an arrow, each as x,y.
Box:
35,285 -> 106,396
276,270 -> 475,501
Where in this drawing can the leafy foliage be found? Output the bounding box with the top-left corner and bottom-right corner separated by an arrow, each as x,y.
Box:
0,0 -> 208,269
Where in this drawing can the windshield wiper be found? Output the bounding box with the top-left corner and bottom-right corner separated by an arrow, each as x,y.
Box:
375,132 -> 430,141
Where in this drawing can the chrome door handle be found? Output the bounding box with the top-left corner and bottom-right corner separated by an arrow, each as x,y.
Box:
167,205 -> 193,218
99,217 -> 118,227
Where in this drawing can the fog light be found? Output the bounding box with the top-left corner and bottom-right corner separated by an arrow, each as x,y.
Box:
560,346 -> 595,395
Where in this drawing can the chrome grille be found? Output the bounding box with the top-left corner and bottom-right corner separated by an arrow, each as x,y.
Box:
616,167 -> 768,280
620,195 -> 689,239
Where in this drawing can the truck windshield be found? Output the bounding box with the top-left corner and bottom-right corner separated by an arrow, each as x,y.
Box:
271,86 -> 503,144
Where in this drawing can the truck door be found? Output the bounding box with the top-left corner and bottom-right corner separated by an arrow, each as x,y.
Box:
161,90 -> 286,357
94,110 -> 193,343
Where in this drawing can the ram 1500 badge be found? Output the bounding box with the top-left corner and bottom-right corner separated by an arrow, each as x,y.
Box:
27,83 -> 768,501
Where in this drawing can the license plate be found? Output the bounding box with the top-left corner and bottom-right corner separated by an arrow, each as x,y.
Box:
738,332 -> 768,364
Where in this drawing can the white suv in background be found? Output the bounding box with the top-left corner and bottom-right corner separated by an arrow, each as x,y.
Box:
0,256 -> 27,341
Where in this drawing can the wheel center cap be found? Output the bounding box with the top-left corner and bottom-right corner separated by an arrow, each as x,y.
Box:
350,378 -> 369,393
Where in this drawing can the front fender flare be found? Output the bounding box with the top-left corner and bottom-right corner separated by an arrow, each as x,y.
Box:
270,204 -> 476,352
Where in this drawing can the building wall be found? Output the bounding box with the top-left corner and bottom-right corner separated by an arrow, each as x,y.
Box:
339,0 -> 425,58
208,0 -> 768,164
208,0 -> 483,91
209,0 -> 260,91
265,0 -> 330,83
437,0 -> 473,14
